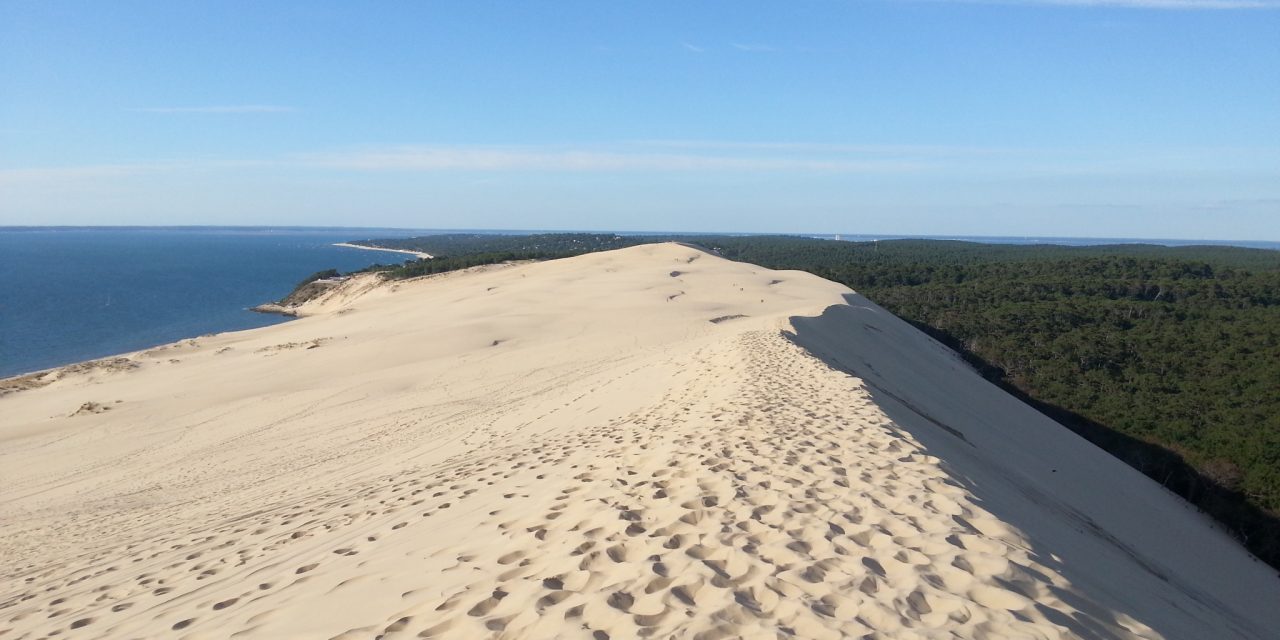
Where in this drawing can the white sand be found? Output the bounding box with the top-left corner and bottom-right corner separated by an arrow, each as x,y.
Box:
2,243 -> 1277,639
334,242 -> 433,259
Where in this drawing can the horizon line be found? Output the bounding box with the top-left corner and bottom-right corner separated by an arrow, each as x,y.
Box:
1,224 -> 1276,246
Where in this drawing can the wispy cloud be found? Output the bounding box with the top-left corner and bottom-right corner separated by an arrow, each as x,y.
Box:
0,163 -> 159,184
128,105 -> 295,114
0,144 -> 931,185
0,159 -> 267,184
9,141 -> 1270,186
298,145 -> 926,173
930,0 -> 1280,8
628,139 -> 1016,157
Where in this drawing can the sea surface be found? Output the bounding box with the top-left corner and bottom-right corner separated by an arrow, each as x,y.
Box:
0,227 -> 424,378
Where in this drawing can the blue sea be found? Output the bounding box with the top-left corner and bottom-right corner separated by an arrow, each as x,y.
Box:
2,226 -> 1277,379
0,227 -> 425,378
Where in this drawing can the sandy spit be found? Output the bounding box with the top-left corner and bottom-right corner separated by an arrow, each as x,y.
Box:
334,242 -> 433,260
2,243 -> 1277,639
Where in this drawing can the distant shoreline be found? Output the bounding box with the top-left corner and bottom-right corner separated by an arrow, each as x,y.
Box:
333,242 -> 433,260
3,228 -> 1275,251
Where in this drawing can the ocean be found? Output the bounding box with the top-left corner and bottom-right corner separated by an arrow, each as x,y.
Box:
0,227 -> 423,378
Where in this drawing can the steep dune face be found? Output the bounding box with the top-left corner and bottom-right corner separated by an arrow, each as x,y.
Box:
788,297 -> 1280,639
1,243 -> 1276,639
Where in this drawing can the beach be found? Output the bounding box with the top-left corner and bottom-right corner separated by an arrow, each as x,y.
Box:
2,243 -> 1277,639
334,242 -> 434,260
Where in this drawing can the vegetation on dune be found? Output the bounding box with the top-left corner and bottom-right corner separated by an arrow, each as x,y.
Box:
297,268 -> 342,286
355,251 -> 570,279
319,233 -> 1280,569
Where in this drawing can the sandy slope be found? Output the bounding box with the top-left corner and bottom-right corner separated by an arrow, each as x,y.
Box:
1,243 -> 1277,639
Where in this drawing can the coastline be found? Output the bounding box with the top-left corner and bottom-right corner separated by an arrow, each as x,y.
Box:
0,314 -> 296,383
1,228 -> 415,380
2,243 -> 401,380
334,242 -> 433,260
1,270 -> 365,388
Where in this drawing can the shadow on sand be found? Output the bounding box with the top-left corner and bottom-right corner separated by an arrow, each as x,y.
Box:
785,293 -> 1277,640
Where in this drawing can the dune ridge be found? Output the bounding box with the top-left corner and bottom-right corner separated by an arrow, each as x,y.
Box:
2,243 -> 1277,639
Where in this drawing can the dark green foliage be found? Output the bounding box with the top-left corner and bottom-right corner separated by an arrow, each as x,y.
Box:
329,233 -> 1280,568
356,251 -> 562,280
296,268 -> 341,288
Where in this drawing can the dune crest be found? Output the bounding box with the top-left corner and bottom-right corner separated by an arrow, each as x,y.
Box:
2,243 -> 1276,639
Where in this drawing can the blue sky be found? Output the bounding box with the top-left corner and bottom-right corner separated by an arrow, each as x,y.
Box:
2,1 -> 1278,239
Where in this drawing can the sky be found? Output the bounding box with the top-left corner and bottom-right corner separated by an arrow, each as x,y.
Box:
1,0 -> 1278,240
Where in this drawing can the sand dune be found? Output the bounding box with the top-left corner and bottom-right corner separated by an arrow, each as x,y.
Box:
2,243 -> 1277,639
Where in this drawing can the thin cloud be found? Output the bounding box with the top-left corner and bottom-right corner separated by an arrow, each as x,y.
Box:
128,105 -> 296,114
0,159 -> 269,184
298,145 -> 927,173
682,42 -> 706,53
0,164 -> 157,184
628,139 -> 1017,157
14,142 -> 1263,184
0,145 -> 933,185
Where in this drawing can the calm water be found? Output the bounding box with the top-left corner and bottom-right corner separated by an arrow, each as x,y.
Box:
0,227 -> 422,378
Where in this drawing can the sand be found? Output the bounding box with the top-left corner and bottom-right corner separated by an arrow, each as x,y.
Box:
333,242 -> 434,260
1,243 -> 1277,639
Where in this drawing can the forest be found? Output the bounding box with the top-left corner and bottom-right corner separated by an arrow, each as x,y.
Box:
336,233 -> 1280,569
